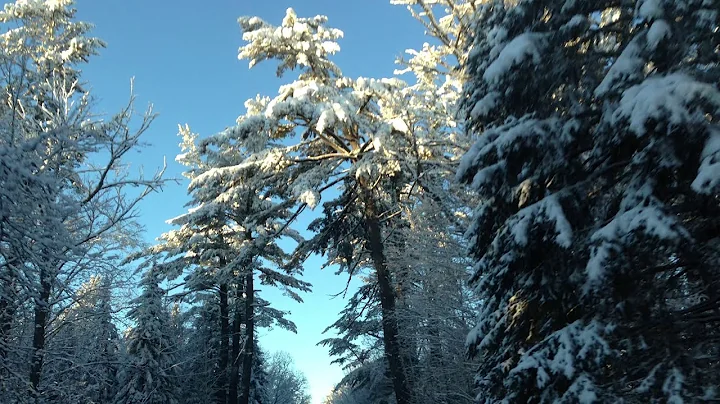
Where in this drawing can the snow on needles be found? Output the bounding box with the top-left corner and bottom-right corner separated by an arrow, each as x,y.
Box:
595,35 -> 644,97
612,73 -> 720,136
509,195 -> 573,248
693,127 -> 720,194
646,19 -> 671,51
585,185 -> 689,289
483,33 -> 545,84
510,321 -> 611,394
638,0 -> 664,20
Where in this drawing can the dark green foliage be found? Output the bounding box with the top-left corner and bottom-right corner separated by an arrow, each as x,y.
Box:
459,0 -> 720,402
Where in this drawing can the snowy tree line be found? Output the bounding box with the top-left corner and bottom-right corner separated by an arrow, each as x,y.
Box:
1,0 -> 718,403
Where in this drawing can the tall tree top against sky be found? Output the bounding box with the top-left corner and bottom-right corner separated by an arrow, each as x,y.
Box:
68,1 -> 427,402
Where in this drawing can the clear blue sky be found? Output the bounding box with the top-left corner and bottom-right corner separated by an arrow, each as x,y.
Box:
72,1 -> 425,402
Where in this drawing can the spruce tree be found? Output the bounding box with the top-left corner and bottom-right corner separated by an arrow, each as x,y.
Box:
459,0 -> 720,402
114,270 -> 178,404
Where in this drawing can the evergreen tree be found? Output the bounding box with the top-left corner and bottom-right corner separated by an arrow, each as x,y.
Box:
198,7 -> 475,402
387,201 -> 478,404
321,200 -> 478,404
114,270 -> 178,404
316,2 -> 479,402
327,357 -> 394,404
459,0 -> 720,401
137,123 -> 310,404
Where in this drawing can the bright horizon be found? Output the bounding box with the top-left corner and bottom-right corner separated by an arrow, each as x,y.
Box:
70,1 -> 427,401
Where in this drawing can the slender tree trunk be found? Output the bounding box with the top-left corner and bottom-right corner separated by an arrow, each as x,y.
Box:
0,297 -> 10,359
0,274 -> 15,364
30,265 -> 52,396
1,259 -> 20,379
0,291 -> 15,388
240,270 -> 254,404
228,283 -> 244,404
362,191 -> 412,404
216,282 -> 230,404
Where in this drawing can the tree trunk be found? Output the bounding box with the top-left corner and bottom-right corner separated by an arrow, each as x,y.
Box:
1,258 -> 21,384
228,283 -> 244,404
362,191 -> 412,404
216,282 -> 230,404
0,268 -> 16,364
240,270 -> 254,404
30,265 -> 52,396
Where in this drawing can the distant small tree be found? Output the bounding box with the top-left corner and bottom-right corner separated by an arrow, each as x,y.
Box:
114,270 -> 178,404
265,351 -> 311,404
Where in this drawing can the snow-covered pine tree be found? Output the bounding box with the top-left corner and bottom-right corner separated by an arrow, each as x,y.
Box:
313,2 -> 478,402
459,0 -> 720,402
203,7 -> 476,402
329,357 -> 395,404
138,124 -> 310,404
114,270 -> 178,404
177,300 -> 273,404
323,385 -> 372,404
321,199 -> 478,404
174,293 -> 273,404
139,126 -> 237,404
319,274 -> 395,403
386,201 -> 478,404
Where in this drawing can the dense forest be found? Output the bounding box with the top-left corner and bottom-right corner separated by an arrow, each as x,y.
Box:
1,0 -> 718,403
